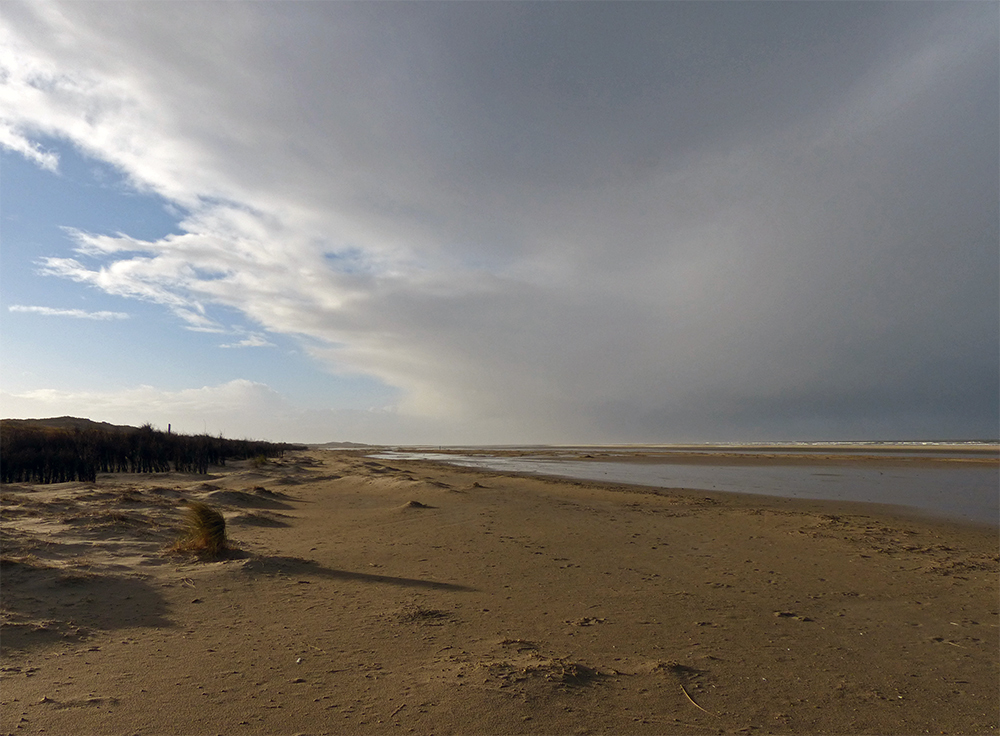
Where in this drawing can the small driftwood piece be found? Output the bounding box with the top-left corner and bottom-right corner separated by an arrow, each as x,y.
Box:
679,682 -> 714,715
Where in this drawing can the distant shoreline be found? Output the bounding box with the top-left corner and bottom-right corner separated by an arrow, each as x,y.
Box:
371,448 -> 1000,526
380,443 -> 1000,467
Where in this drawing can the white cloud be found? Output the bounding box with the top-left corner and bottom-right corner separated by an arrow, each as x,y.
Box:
0,380 -> 456,444
2,380 -> 285,439
0,124 -> 58,170
1,2 -> 996,442
220,334 -> 275,349
8,304 -> 129,320
37,253 -> 225,332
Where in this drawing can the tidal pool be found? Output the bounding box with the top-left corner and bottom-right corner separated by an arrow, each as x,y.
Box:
372,451 -> 999,525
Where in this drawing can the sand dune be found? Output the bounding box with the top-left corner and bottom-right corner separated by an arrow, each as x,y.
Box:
1,450 -> 996,734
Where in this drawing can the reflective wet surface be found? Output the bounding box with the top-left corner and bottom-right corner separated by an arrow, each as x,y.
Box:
373,452 -> 1000,525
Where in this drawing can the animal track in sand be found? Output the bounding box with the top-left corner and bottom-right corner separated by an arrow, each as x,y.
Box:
566,617 -> 607,626
390,604 -> 454,625
773,611 -> 814,622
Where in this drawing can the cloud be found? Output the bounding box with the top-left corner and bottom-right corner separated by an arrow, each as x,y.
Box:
37,248 -> 225,333
220,334 -> 275,349
9,304 -> 129,320
1,2 -> 996,442
0,124 -> 58,170
2,380 -> 285,438
0,380 -> 444,444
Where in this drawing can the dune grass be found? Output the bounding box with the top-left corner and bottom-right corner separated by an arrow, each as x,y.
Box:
169,501 -> 228,557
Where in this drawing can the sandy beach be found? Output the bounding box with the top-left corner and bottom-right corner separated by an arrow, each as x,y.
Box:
2,450 -> 997,735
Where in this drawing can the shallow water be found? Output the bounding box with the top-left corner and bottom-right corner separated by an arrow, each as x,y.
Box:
373,452 -> 999,526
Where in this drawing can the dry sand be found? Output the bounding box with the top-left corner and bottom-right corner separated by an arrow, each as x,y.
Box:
1,450 -> 997,735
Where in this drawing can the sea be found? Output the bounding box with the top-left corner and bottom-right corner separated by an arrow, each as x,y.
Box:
370,443 -> 999,526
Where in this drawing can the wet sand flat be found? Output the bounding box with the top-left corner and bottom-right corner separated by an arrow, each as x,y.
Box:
1,450 -> 997,734
374,450 -> 999,525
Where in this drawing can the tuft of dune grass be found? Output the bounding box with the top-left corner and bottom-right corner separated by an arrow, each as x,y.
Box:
169,501 -> 228,557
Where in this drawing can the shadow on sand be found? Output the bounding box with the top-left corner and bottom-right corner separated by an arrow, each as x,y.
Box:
237,554 -> 476,592
0,560 -> 174,654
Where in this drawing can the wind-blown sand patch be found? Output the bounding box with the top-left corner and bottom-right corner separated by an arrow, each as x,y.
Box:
227,510 -> 292,527
1,450 -> 996,734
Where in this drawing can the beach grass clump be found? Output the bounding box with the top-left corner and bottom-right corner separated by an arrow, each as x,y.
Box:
170,501 -> 228,557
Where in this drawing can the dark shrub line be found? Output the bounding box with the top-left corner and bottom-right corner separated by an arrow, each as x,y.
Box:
0,422 -> 305,484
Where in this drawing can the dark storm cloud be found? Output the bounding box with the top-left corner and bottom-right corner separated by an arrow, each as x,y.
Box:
2,1 -> 996,442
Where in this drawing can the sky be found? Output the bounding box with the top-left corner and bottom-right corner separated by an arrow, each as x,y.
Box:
1,1 -> 997,445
